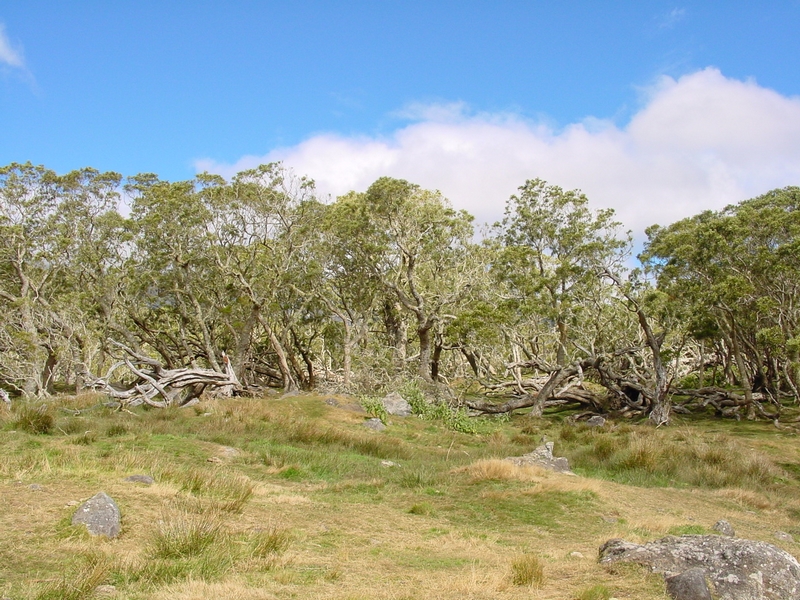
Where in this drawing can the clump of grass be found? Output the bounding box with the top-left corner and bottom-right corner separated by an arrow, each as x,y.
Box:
457,459 -> 545,482
70,431 -> 97,445
399,466 -> 440,489
34,555 -> 109,600
510,553 -> 544,587
668,524 -> 709,536
13,405 -> 54,434
174,468 -> 254,513
105,423 -> 128,437
576,584 -> 612,600
149,507 -> 224,558
250,525 -> 292,558
561,425 -> 786,490
408,502 -> 434,515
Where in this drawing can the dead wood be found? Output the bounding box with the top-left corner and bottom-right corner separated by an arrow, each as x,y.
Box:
83,341 -> 240,408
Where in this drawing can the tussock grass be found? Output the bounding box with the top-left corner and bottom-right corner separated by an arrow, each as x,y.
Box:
249,524 -> 292,558
34,554 -> 110,600
11,404 -> 54,434
456,459 -> 546,482
560,424 -> 786,489
2,392 -> 800,600
165,468 -> 254,513
577,584 -> 612,600
149,506 -> 225,559
509,554 -> 544,587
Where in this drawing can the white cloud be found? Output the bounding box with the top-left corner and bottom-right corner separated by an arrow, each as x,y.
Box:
0,24 -> 24,68
658,8 -> 686,29
196,68 -> 800,237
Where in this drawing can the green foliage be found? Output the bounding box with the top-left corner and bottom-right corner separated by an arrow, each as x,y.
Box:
360,396 -> 389,423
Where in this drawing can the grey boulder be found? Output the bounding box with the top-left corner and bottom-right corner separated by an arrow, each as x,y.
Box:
382,392 -> 412,416
72,492 -> 121,538
599,535 -> 800,600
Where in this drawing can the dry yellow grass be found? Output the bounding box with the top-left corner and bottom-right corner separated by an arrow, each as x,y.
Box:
2,394 -> 800,600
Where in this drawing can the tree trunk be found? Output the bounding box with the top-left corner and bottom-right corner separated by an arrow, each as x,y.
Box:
417,324 -> 433,382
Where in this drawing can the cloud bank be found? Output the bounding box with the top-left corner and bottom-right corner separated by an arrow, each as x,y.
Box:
196,68 -> 800,235
0,24 -> 24,68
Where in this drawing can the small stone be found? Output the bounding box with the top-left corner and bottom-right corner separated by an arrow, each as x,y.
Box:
586,415 -> 606,427
569,551 -> 585,558
602,516 -> 619,523
382,391 -> 412,416
207,456 -> 223,463
72,492 -> 121,538
712,520 -> 735,536
28,483 -> 44,491
664,568 -> 712,600
124,474 -> 155,485
65,500 -> 80,507
95,584 -> 117,596
363,418 -> 386,431
381,460 -> 398,467
774,530 -> 794,542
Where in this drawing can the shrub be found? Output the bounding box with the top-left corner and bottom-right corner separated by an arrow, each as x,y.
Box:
359,396 -> 389,424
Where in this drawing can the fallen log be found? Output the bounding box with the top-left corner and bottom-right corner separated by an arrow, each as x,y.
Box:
83,341 -> 240,408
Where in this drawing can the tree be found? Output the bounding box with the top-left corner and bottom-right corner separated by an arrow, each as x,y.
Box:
328,177 -> 478,382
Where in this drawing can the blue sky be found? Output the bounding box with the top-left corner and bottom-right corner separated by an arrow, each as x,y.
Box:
2,2 -> 800,233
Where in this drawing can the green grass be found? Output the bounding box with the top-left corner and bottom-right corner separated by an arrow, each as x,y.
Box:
1,392 -> 799,600
557,422 -> 788,490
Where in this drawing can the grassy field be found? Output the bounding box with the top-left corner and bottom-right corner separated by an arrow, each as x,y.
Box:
2,392 -> 800,599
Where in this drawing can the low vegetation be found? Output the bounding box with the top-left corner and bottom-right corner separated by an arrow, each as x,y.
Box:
1,392 -> 800,599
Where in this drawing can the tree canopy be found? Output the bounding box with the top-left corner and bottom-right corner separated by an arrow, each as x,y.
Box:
1,161 -> 798,426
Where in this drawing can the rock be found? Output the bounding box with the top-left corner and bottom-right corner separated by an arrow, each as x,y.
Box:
381,460 -> 399,467
713,520 -> 735,536
586,415 -> 606,427
207,456 -> 223,463
95,584 -> 117,596
363,418 -> 386,431
28,483 -> 44,491
324,397 -> 366,413
505,441 -> 572,473
72,492 -> 121,538
569,551 -> 585,558
124,474 -> 154,485
599,535 -> 800,600
665,568 -> 713,600
774,531 -> 794,543
382,392 -> 412,416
